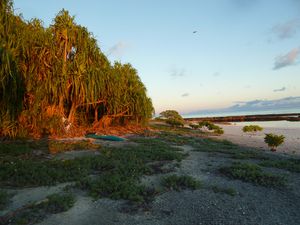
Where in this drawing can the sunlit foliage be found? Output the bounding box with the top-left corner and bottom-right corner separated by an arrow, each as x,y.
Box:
0,1 -> 154,137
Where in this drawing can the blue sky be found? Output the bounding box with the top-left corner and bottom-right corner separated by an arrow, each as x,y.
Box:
14,0 -> 300,114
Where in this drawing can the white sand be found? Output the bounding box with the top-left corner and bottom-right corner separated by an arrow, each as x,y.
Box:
216,123 -> 300,155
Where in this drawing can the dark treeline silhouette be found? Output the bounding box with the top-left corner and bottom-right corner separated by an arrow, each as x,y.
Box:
0,0 -> 154,137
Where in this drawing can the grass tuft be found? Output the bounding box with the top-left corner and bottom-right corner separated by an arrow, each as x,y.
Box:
219,162 -> 286,187
260,159 -> 300,173
162,175 -> 202,191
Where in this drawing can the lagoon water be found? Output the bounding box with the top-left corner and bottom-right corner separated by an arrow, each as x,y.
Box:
183,107 -> 300,129
233,121 -> 300,129
184,108 -> 300,119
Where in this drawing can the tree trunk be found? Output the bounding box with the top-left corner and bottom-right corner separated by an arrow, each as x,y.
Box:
94,108 -> 98,123
68,102 -> 77,124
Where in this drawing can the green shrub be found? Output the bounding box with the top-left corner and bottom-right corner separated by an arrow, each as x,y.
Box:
162,175 -> 201,191
219,162 -> 286,187
264,133 -> 285,151
242,125 -> 263,133
160,110 -> 185,127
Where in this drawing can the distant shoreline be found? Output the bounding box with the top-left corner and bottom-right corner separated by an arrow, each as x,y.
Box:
184,113 -> 300,122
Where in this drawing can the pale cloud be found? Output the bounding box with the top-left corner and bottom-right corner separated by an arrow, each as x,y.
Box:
272,18 -> 300,39
170,67 -> 185,77
273,87 -> 286,92
191,96 -> 300,115
181,93 -> 189,97
273,47 -> 300,70
212,72 -> 220,77
107,41 -> 129,57
229,97 -> 300,111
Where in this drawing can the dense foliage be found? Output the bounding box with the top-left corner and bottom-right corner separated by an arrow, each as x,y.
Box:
159,110 -> 184,127
0,0 -> 154,137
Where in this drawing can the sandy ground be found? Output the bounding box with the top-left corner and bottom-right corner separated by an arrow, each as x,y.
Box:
2,132 -> 300,225
216,124 -> 300,155
2,144 -> 300,225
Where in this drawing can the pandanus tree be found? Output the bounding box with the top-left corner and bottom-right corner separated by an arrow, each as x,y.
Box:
0,1 -> 154,137
106,63 -> 154,125
0,0 -> 25,136
50,10 -> 79,119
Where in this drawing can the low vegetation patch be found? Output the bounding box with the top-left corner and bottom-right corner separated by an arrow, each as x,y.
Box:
1,137 -> 186,208
77,175 -> 152,203
0,142 -> 33,157
162,175 -> 202,191
48,140 -> 100,154
193,138 -> 268,160
3,193 -> 75,225
43,193 -> 75,214
219,162 -> 286,187
0,155 -> 115,187
242,125 -> 263,133
130,137 -> 188,161
260,159 -> 300,173
211,185 -> 237,196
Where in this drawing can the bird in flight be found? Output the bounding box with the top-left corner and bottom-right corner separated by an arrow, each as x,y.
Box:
193,31 -> 197,33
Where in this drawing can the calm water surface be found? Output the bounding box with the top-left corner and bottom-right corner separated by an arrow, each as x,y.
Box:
233,121 -> 300,129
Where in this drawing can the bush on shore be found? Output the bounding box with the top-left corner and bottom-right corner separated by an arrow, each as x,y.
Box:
242,125 -> 263,133
264,133 -> 285,152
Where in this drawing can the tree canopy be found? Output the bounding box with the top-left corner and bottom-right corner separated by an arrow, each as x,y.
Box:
159,110 -> 184,127
0,0 -> 154,137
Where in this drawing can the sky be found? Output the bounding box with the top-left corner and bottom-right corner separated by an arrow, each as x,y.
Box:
13,0 -> 300,115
